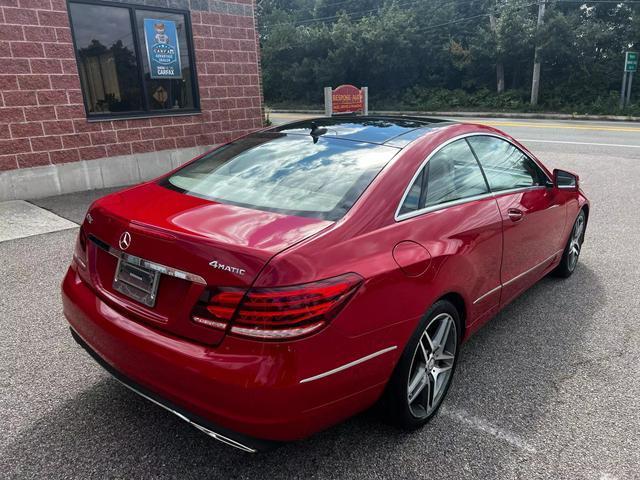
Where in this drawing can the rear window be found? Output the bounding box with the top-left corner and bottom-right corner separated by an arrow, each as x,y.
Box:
162,132 -> 398,220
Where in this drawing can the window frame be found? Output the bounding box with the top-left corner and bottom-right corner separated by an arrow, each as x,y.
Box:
67,0 -> 201,121
395,133 -> 552,222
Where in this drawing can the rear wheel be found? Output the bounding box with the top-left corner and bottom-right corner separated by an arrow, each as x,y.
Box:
384,300 -> 461,429
554,209 -> 586,278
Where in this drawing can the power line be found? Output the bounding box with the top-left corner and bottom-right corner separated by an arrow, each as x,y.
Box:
261,0 -> 541,31
413,1 -> 540,33
261,0 -> 481,29
555,0 -> 640,2
262,1 -> 541,51
261,0 -> 640,30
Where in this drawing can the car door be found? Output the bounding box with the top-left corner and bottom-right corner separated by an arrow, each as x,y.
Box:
395,138 -> 504,329
467,135 -> 567,306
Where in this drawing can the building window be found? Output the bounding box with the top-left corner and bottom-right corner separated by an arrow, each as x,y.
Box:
68,0 -> 200,119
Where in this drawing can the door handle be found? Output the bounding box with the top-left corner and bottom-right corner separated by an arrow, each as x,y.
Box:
507,208 -> 524,222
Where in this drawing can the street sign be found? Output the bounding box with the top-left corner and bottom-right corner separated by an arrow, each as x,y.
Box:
331,85 -> 364,113
324,85 -> 368,115
625,52 -> 638,72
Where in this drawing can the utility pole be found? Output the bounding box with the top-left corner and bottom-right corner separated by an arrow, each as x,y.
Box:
620,72 -> 628,109
490,13 -> 505,94
530,0 -> 546,105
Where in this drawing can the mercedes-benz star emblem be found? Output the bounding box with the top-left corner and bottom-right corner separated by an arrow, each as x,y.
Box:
119,231 -> 131,251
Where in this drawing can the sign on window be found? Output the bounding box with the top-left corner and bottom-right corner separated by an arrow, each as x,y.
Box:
143,18 -> 182,79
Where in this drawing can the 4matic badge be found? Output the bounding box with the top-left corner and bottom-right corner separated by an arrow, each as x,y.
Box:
209,260 -> 246,276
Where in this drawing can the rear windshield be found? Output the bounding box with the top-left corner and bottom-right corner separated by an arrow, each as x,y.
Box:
162,132 -> 398,220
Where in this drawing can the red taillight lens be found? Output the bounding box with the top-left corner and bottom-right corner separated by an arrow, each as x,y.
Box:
192,289 -> 243,330
191,273 -> 363,340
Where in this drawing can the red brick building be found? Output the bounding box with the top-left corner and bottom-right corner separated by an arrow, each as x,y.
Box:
0,0 -> 263,200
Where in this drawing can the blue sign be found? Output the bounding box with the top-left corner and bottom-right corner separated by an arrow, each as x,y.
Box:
143,18 -> 182,79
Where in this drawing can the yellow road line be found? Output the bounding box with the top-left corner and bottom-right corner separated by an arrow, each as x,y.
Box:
462,120 -> 640,133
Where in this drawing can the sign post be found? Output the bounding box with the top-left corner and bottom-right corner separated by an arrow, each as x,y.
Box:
621,52 -> 637,108
324,85 -> 368,115
324,87 -> 332,116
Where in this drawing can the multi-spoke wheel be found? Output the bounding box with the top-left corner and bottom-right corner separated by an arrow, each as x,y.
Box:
554,209 -> 586,278
406,313 -> 457,418
383,300 -> 461,428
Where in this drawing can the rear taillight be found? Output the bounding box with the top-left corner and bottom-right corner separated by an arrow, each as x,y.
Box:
73,226 -> 87,269
191,273 -> 363,340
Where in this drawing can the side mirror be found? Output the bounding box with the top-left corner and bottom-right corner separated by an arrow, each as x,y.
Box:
553,169 -> 579,191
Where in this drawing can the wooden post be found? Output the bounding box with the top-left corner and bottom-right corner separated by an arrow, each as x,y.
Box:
361,87 -> 368,115
324,87 -> 332,116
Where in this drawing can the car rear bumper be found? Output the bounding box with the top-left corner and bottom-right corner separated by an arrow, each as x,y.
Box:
62,265 -> 394,449
68,327 -> 275,453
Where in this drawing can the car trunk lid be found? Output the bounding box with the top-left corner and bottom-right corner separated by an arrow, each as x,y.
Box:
82,182 -> 333,345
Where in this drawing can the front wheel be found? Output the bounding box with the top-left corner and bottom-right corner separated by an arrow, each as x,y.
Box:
554,209 -> 586,278
384,300 -> 461,429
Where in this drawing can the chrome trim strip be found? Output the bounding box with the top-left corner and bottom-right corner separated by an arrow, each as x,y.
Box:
73,253 -> 87,270
490,185 -> 547,197
70,326 -> 257,453
89,236 -> 206,285
394,132 -> 552,222
472,284 -> 502,305
113,375 -> 257,453
299,346 -> 397,384
502,249 -> 563,287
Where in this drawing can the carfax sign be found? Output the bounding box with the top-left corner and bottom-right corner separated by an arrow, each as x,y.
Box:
143,18 -> 182,79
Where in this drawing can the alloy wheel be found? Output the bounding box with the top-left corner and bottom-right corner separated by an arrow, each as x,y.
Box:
406,313 -> 457,418
568,213 -> 585,271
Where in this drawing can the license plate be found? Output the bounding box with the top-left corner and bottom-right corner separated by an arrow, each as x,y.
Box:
113,257 -> 160,307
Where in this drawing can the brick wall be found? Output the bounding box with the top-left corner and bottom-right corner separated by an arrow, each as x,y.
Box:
0,0 -> 263,172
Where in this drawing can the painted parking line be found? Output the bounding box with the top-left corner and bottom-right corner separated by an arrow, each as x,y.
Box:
0,200 -> 78,242
520,139 -> 640,149
440,406 -> 537,453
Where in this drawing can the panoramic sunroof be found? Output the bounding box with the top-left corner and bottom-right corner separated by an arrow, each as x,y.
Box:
274,117 -> 443,145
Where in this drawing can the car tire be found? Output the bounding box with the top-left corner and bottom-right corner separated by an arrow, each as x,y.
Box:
383,299 -> 462,429
553,209 -> 586,278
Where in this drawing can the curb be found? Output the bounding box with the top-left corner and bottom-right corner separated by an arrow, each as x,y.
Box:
270,109 -> 640,122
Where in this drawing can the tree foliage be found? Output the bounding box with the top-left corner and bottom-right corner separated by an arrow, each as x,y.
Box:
258,0 -> 640,112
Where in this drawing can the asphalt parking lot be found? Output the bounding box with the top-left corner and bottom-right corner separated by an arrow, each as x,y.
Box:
1,116 -> 639,479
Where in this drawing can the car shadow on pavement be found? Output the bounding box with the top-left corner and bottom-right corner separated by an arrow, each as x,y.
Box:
1,264 -> 605,479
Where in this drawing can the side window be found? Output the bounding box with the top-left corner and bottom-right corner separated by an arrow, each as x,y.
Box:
424,139 -> 488,207
399,170 -> 424,215
398,139 -> 488,215
467,136 -> 546,192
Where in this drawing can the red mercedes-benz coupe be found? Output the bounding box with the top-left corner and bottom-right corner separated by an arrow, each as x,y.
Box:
62,116 -> 589,452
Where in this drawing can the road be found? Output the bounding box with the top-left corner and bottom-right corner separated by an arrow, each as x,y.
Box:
1,116 -> 639,479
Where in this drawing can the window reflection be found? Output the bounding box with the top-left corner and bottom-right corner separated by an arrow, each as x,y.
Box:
69,1 -> 198,117
70,3 -> 142,113
425,140 -> 488,206
165,134 -> 398,220
468,136 -> 546,191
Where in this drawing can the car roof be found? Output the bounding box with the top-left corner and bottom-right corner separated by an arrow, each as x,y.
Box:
272,116 -> 458,148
